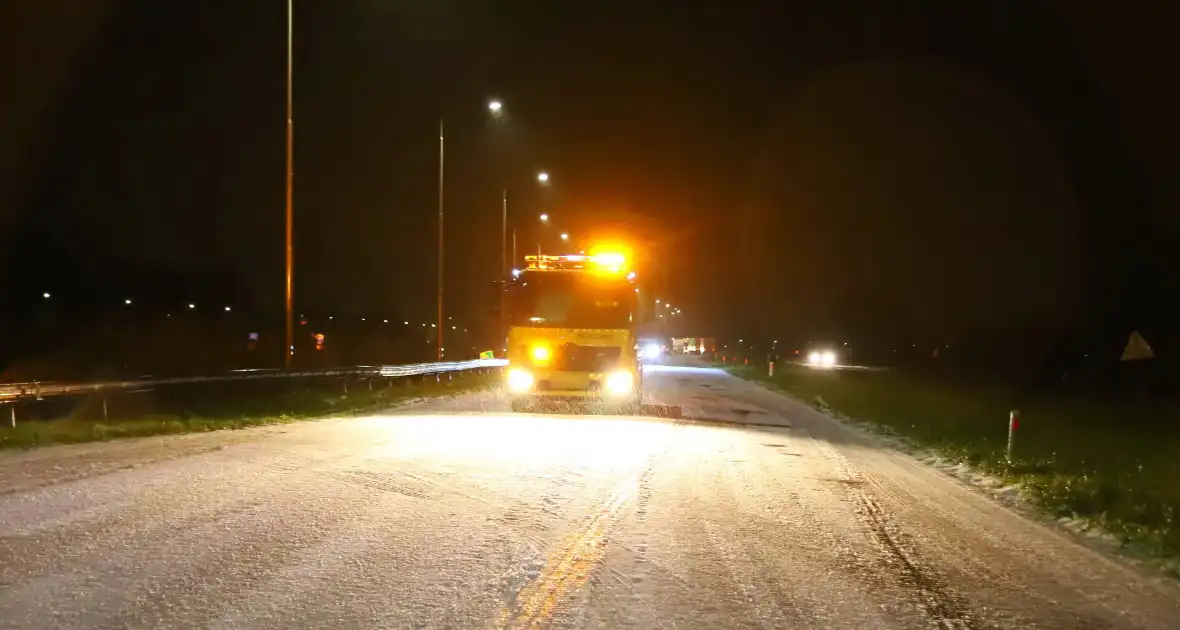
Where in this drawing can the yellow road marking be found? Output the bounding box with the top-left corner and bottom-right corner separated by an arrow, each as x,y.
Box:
497,475 -> 641,629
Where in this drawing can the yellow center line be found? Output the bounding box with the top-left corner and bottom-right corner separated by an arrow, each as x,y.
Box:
497,474 -> 641,629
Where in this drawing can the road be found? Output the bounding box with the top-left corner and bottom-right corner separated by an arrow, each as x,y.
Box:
1,360 -> 1177,629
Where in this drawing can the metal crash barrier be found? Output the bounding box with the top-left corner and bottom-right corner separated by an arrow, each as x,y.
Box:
0,359 -> 508,405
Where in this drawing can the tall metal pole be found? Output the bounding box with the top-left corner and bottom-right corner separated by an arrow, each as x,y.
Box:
284,0 -> 295,368
500,188 -> 507,353
437,118 -> 444,361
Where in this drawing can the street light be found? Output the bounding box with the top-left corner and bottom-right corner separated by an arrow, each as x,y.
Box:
42,292 -> 50,299
537,171 -> 549,183
539,213 -> 549,223
284,0 -> 295,368
560,232 -> 569,241
437,115 -> 445,361
487,99 -> 503,114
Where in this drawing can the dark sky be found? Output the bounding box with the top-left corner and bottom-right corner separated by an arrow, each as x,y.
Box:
1,1 -> 1177,346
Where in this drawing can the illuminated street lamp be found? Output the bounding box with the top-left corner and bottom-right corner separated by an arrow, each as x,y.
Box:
560,232 -> 569,241
42,292 -> 50,299
537,171 -> 550,183
487,99 -> 503,114
539,213 -> 549,223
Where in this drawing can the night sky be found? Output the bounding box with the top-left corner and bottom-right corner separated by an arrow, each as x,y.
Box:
2,1 -> 1177,353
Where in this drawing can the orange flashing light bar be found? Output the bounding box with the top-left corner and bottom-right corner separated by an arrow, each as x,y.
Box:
524,254 -> 589,271
524,253 -> 631,276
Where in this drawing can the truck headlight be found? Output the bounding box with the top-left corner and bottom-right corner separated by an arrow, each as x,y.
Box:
506,369 -> 534,393
604,370 -> 633,395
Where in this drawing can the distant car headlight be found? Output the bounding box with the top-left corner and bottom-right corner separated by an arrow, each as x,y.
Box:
806,350 -> 837,367
642,343 -> 661,360
604,370 -> 634,395
506,368 -> 534,393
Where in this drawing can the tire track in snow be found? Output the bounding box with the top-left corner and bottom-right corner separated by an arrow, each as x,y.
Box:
809,436 -> 982,629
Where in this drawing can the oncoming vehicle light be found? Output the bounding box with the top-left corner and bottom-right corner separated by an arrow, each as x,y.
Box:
605,370 -> 633,395
807,351 -> 837,367
507,369 -> 534,393
642,343 -> 661,360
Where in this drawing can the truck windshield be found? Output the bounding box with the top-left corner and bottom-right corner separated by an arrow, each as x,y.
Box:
508,272 -> 635,329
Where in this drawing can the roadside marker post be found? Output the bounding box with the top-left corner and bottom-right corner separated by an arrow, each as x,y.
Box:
1007,410 -> 1019,463
768,361 -> 775,377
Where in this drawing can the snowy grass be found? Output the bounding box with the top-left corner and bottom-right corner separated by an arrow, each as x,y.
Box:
0,372 -> 498,450
731,363 -> 1180,577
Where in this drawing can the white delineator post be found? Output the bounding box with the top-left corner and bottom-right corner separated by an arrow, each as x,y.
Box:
1007,409 -> 1019,463
768,361 -> 775,377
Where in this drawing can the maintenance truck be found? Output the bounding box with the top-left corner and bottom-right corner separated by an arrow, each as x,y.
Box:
504,252 -> 642,412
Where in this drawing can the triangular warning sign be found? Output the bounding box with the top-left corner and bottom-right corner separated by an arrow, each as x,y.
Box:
1121,331 -> 1154,362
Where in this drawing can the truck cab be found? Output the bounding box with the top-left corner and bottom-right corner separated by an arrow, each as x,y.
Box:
504,253 -> 642,412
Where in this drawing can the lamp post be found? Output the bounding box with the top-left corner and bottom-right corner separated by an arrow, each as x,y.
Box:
486,100 -> 553,353
437,118 -> 444,361
284,0 -> 295,367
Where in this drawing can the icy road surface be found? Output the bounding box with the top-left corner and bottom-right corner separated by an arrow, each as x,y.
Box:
1,362 -> 1178,629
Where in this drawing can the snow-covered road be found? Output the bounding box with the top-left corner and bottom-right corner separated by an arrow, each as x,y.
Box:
1,361 -> 1177,628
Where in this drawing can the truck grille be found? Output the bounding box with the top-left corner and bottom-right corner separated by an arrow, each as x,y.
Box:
557,344 -> 622,372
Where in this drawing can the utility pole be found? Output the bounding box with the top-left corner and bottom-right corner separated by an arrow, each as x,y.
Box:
437,118 -> 445,361
284,0 -> 294,368
500,189 -> 508,354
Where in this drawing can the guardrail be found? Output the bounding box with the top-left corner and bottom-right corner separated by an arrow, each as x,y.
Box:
0,359 -> 508,404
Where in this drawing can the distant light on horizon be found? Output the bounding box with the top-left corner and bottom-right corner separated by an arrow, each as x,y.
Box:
188,303 -> 195,309
224,306 -> 231,312
42,292 -> 50,299
124,299 -> 132,305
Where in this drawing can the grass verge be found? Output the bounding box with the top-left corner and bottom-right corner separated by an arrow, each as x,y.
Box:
732,362 -> 1180,575
0,371 -> 498,451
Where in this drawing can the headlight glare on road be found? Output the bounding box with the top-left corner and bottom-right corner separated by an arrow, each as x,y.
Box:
821,351 -> 837,366
642,343 -> 661,360
605,370 -> 633,395
506,368 -> 535,393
